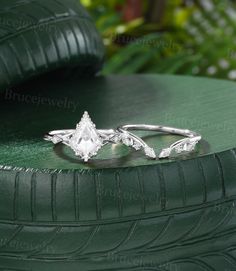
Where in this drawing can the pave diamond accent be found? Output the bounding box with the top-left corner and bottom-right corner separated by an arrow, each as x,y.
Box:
120,132 -> 155,157
121,132 -> 133,146
174,139 -> 198,154
159,148 -> 171,159
159,138 -> 199,159
144,146 -> 156,159
133,141 -> 142,150
69,112 -> 103,162
51,135 -> 62,144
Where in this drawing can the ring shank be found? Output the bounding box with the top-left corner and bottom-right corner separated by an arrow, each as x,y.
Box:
118,124 -> 201,139
46,129 -> 116,136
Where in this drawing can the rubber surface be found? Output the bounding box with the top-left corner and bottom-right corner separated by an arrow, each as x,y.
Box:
0,0 -> 105,91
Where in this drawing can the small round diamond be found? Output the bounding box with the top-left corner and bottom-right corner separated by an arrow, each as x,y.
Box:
51,136 -> 61,144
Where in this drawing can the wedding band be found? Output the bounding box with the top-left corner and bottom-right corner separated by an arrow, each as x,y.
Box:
118,124 -> 202,159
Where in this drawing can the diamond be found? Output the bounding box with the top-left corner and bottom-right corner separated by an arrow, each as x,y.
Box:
159,148 -> 171,159
174,139 -> 198,154
133,141 -> 142,150
69,111 -> 103,162
121,133 -> 133,146
188,142 -> 197,151
175,144 -> 184,154
51,136 -> 62,144
110,134 -> 121,144
144,146 -> 156,159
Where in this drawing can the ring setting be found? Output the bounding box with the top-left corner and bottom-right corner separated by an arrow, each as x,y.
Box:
44,111 -> 201,162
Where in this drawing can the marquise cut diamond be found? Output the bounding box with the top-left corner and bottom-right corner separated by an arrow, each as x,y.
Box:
159,148 -> 171,158
144,146 -> 156,159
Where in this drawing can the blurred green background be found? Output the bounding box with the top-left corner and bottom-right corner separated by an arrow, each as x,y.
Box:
81,0 -> 236,80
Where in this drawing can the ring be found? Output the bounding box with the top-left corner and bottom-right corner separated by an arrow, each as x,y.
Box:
44,111 -> 201,162
118,124 -> 202,159
44,111 -> 156,162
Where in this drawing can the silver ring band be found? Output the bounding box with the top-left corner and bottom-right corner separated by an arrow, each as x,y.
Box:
45,111 -> 202,162
118,124 -> 201,158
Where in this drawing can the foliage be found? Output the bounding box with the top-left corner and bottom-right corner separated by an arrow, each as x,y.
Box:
81,0 -> 236,80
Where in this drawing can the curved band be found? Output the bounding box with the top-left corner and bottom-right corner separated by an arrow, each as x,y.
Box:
118,124 -> 201,138
118,124 -> 201,158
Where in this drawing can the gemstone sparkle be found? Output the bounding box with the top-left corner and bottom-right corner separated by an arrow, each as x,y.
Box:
69,112 -> 103,162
